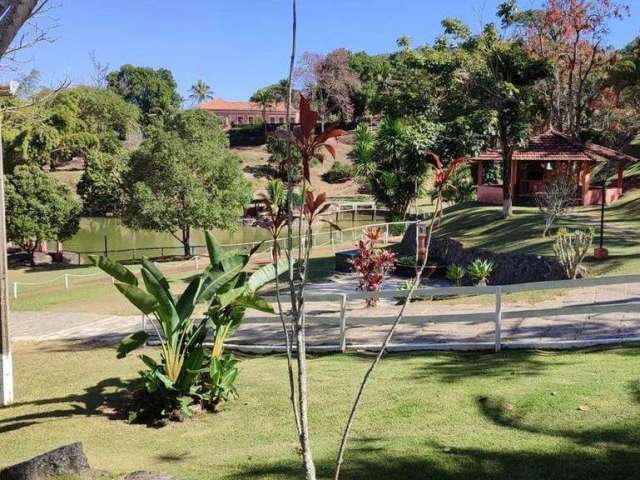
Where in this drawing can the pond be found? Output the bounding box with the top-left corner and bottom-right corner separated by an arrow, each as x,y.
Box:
62,214 -> 390,263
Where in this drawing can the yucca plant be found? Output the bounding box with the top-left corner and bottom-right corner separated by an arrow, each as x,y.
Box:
91,232 -> 287,423
446,264 -> 465,286
467,258 -> 495,287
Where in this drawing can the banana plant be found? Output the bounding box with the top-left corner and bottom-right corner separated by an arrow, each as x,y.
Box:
90,231 -> 289,420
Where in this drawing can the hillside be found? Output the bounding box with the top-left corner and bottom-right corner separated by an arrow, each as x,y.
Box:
233,132 -> 363,200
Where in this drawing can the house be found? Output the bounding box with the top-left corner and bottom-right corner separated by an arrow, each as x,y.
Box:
468,129 -> 638,206
198,98 -> 299,128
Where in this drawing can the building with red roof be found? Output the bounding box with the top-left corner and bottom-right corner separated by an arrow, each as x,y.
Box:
468,129 -> 638,206
198,98 -> 299,128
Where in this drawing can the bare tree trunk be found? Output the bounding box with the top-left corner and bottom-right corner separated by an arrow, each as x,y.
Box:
499,122 -> 513,218
284,2 -> 318,479
334,197 -> 443,480
0,0 -> 44,57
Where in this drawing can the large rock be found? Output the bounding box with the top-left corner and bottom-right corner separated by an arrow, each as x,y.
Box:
398,224 -> 565,285
124,472 -> 176,480
0,443 -> 91,480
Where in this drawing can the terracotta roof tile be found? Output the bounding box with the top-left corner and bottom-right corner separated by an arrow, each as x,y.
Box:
198,98 -> 295,113
468,129 -> 638,164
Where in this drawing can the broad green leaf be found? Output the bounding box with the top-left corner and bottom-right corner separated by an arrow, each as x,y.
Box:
237,294 -> 274,314
176,275 -> 202,321
141,269 -> 179,333
140,354 -> 159,370
248,259 -> 290,292
196,267 -> 243,304
205,231 -> 225,268
115,283 -> 158,314
90,255 -> 137,286
218,286 -> 246,309
117,330 -> 149,358
221,251 -> 249,273
142,257 -> 170,291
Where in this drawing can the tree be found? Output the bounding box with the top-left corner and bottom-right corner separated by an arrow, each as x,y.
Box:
357,118 -> 433,217
250,87 -> 275,131
4,165 -> 80,265
535,171 -> 577,237
189,79 -> 214,105
107,64 -> 181,124
122,110 -> 251,256
77,150 -> 127,216
469,33 -> 551,217
4,86 -> 140,170
317,48 -> 361,122
501,0 -> 629,136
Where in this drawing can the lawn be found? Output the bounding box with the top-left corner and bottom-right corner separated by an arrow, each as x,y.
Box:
1,344 -> 640,479
435,187 -> 640,276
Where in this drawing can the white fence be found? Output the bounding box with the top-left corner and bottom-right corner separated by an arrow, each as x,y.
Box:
217,274 -> 640,353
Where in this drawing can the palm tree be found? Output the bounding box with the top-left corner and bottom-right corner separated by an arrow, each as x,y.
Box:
189,80 -> 214,105
250,87 -> 275,133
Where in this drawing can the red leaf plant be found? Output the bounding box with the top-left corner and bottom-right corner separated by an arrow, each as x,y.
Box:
349,227 -> 397,307
253,196 -> 290,260
272,94 -> 347,183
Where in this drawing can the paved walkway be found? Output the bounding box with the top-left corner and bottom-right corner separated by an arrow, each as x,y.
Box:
10,280 -> 640,350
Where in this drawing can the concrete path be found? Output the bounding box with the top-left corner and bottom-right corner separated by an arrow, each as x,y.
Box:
9,280 -> 640,350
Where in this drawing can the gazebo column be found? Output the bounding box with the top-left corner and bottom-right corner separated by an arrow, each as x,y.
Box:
580,160 -> 591,205
617,161 -> 625,191
476,161 -> 484,186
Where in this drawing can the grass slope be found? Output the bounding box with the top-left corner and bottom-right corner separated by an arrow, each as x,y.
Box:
435,188 -> 640,276
1,345 -> 640,479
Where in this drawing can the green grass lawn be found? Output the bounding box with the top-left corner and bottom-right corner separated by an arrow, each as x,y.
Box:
436,187 -> 640,276
1,344 -> 640,479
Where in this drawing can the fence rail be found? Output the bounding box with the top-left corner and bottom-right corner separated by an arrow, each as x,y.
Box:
210,274 -> 640,353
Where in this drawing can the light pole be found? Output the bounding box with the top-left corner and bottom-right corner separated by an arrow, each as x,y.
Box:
0,80 -> 19,406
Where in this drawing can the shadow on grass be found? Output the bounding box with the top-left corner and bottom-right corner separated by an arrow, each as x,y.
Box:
0,376 -> 133,433
229,444 -> 640,480
403,351 -> 567,384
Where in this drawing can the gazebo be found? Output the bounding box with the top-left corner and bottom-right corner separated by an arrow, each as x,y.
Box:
469,129 -> 638,206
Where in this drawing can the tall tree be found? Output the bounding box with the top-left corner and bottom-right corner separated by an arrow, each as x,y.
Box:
107,64 -> 181,124
501,0 -> 629,136
122,110 -> 251,256
470,33 -> 551,217
317,48 -> 361,122
188,79 -> 214,105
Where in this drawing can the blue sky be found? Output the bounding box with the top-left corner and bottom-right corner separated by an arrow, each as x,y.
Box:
21,0 -> 640,101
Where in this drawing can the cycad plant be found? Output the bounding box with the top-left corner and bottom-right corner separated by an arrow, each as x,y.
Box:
467,258 -> 495,286
91,232 -> 286,423
446,263 -> 465,286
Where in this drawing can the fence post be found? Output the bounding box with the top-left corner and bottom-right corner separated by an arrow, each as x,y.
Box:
494,286 -> 502,353
372,203 -> 376,221
339,294 -> 348,353
385,224 -> 389,244
12,283 -> 17,299
195,256 -> 200,270
64,274 -> 69,290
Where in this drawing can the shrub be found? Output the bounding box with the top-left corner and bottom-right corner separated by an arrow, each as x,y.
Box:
228,124 -> 265,147
91,232 -> 286,424
536,173 -> 578,237
350,227 -> 397,307
322,162 -> 354,183
553,227 -> 593,279
468,258 -> 495,286
386,213 -> 407,236
446,263 -> 465,286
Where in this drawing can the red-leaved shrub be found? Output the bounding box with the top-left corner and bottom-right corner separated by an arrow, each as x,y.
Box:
350,227 -> 397,307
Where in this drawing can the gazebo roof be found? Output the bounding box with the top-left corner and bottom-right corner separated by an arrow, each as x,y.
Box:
468,129 -> 638,164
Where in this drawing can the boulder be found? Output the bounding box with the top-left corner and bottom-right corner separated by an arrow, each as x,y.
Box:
0,443 -> 91,480
124,472 -> 177,480
398,224 -> 565,285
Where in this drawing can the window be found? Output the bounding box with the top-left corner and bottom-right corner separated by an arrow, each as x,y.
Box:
278,116 -> 284,123
237,116 -> 244,124
290,117 -> 296,123
270,116 -> 276,124
248,116 -> 254,123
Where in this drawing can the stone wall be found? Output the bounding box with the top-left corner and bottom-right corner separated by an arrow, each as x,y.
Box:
398,224 -> 566,285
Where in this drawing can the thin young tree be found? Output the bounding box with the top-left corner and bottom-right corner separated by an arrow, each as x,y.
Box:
334,154 -> 467,480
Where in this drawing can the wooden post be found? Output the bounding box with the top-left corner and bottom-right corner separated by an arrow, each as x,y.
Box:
64,274 -> 69,289
339,294 -> 348,352
581,160 -> 591,206
494,287 -> 502,353
0,120 -> 14,405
